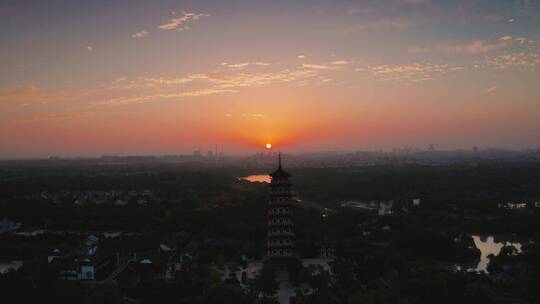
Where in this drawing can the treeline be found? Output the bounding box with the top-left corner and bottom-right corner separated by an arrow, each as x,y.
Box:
291,162 -> 540,204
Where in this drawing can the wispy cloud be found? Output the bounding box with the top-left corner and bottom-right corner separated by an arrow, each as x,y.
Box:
346,18 -> 415,32
158,11 -> 210,31
131,30 -> 148,38
330,60 -> 351,65
297,55 -> 306,59
410,36 -> 516,55
0,85 -> 97,106
360,62 -> 465,83
401,0 -> 425,4
368,19 -> 413,30
302,63 -> 336,70
225,113 -> 266,118
207,69 -> 319,89
86,46 -> 93,51
219,62 -> 271,68
514,37 -> 525,45
441,36 -> 513,54
407,46 -> 430,54
0,85 -> 41,105
86,67 -> 320,107
347,7 -> 376,16
221,62 -> 250,68
485,52 -> 540,70
90,89 -> 236,107
11,111 -> 95,124
486,85 -> 497,93
137,74 -> 208,86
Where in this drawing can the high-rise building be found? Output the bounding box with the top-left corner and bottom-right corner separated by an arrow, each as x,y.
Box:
266,154 -> 296,260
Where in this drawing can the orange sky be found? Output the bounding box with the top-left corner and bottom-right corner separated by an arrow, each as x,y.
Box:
1,0 -> 540,158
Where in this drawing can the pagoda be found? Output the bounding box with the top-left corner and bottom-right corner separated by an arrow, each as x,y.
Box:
266,153 -> 297,261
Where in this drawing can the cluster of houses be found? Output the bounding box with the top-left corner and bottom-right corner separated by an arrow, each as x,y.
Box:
46,233 -> 181,284
44,232 -> 264,288
497,201 -> 540,210
24,189 -> 157,206
43,231 -> 336,296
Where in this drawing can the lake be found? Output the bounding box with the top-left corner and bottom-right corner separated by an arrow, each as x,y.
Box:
471,235 -> 522,273
240,175 -> 271,183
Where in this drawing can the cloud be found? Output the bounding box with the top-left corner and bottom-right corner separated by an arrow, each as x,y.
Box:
131,30 -> 148,38
208,69 -> 319,89
368,19 -> 414,30
0,85 -> 98,106
220,62 -> 271,68
440,36 -> 513,54
227,113 -> 266,118
401,0 -> 425,4
220,62 -> 250,68
87,66 -> 320,107
330,60 -> 351,65
138,74 -> 208,86
0,85 -> 41,105
221,62 -> 249,68
86,46 -> 93,51
297,55 -> 306,59
12,111 -> 95,124
347,7 -> 376,16
485,52 -> 540,70
407,46 -> 431,54
116,68 -> 319,91
158,11 -> 210,31
347,18 -> 415,32
302,63 -> 335,70
515,37 -> 526,45
91,89 -> 237,107
486,85 -> 497,93
360,62 -> 465,83
410,36 -> 516,55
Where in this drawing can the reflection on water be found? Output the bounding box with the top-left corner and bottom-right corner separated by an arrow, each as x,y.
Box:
472,235 -> 522,273
240,175 -> 271,183
0,261 -> 23,274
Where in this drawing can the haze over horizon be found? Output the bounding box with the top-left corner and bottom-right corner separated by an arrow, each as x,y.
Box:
1,0 -> 540,158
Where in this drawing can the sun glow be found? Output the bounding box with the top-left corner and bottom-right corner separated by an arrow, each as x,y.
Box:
266,143 -> 272,149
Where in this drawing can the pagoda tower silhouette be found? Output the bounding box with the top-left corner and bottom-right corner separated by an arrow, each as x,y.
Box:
266,153 -> 297,262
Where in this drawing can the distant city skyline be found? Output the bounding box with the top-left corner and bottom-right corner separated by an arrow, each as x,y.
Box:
1,0 -> 540,158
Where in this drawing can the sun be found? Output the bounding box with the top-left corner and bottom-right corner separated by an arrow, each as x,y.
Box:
266,143 -> 272,149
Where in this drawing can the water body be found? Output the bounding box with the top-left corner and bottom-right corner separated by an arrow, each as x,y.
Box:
471,235 -> 522,273
240,175 -> 271,183
0,261 -> 23,274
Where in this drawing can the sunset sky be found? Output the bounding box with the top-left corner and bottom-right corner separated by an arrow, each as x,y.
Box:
1,0 -> 539,158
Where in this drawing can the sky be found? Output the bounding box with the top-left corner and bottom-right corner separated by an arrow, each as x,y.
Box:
0,0 -> 539,158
